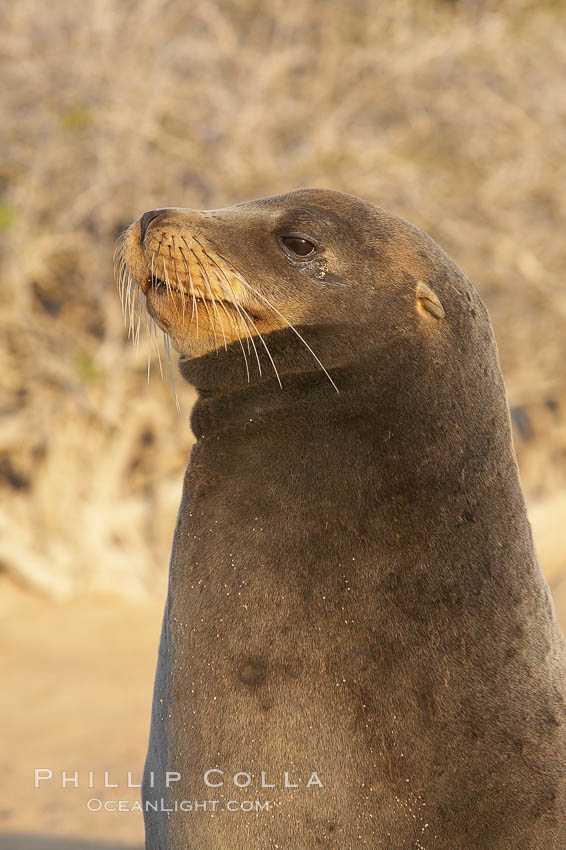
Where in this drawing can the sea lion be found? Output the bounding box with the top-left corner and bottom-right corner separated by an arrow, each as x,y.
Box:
117,189 -> 566,849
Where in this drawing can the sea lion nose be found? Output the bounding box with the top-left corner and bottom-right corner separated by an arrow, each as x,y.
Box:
140,209 -> 167,243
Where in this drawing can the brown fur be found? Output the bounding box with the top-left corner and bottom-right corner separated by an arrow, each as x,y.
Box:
120,190 -> 566,849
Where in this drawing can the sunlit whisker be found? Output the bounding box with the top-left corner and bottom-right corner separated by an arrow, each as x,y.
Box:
238,306 -> 282,387
151,316 -> 164,380
218,299 -> 250,382
222,259 -> 339,393
135,287 -> 143,348
187,243 -> 219,349
113,239 -> 180,409
171,238 -> 186,322
194,244 -> 228,352
193,237 -> 257,373
178,246 -> 197,325
163,330 -> 180,414
125,272 -> 133,330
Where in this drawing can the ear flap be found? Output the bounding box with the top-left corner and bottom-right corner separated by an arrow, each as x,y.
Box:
416,281 -> 445,320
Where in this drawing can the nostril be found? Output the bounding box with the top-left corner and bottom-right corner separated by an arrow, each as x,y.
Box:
140,209 -> 166,244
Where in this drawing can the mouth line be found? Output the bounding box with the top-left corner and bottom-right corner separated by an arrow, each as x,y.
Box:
147,276 -> 260,322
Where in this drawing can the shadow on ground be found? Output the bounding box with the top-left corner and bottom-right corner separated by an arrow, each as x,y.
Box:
0,836 -> 142,850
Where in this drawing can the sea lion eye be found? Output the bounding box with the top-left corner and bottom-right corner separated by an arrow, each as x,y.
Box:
279,236 -> 316,257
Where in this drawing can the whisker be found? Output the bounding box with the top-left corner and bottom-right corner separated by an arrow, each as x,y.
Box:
135,287 -> 144,348
221,260 -> 339,393
125,272 -> 133,330
178,246 -> 197,326
163,330 -> 181,414
162,256 -> 172,299
193,246 -> 256,377
217,299 -> 250,382
185,241 -> 219,349
128,273 -> 136,339
163,253 -> 185,327
192,242 -> 229,352
151,317 -> 165,380
219,290 -> 256,379
117,258 -> 126,305
192,237 -> 257,366
177,246 -> 199,340
120,265 -> 128,308
238,306 -> 282,388
112,232 -> 126,266
130,274 -> 137,341
167,243 -> 182,322
146,307 -> 153,384
153,232 -> 166,265
171,237 -> 186,322
218,274 -> 262,376
238,305 -> 264,379
114,245 -> 180,405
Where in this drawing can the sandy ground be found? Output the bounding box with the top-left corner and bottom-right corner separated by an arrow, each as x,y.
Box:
2,514 -> 566,850
0,579 -> 163,850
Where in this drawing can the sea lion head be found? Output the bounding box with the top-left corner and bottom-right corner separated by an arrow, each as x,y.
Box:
117,189 -> 490,395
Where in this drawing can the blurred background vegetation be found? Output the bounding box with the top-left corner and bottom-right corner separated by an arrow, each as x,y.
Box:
1,0 -> 565,597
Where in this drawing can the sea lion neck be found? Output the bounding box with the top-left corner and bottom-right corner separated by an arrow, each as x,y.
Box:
185,314 -> 520,528
187,357 -> 369,442
180,321 -> 364,438
179,315 -> 433,442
